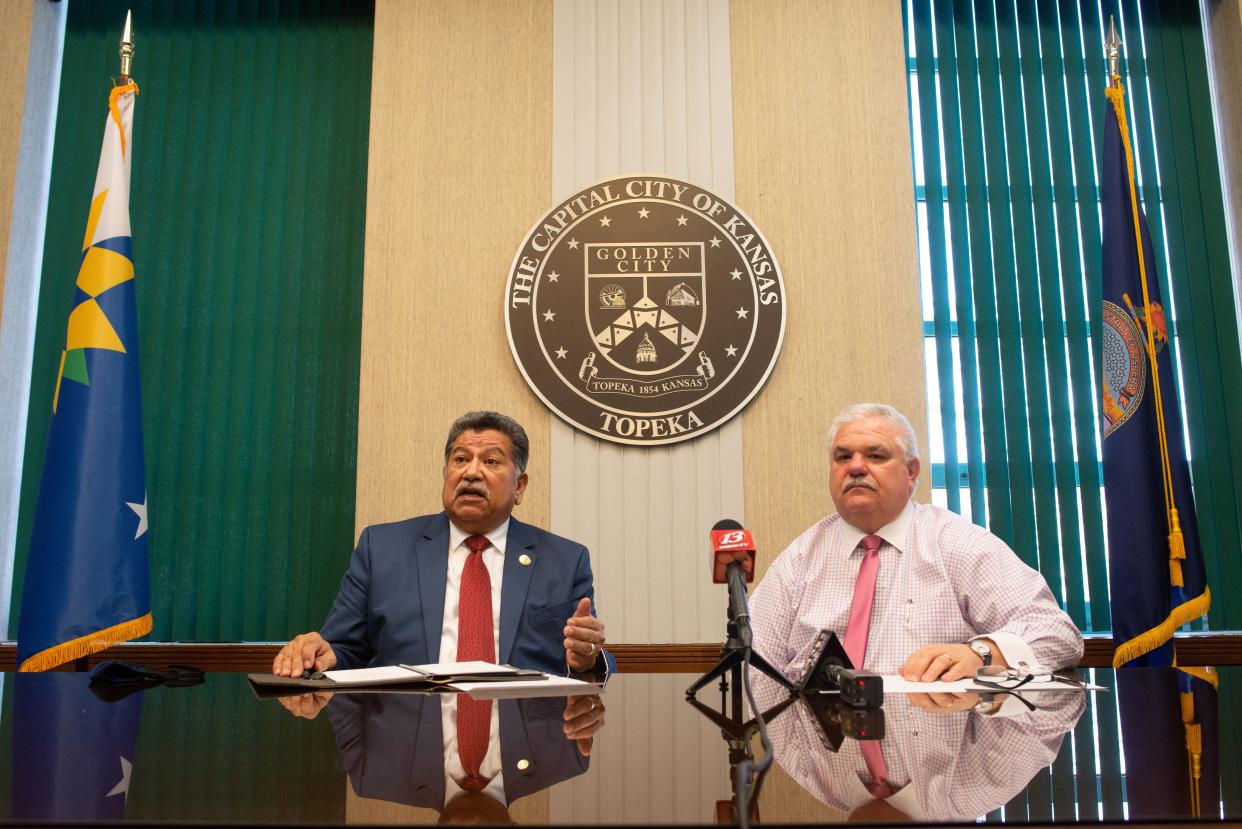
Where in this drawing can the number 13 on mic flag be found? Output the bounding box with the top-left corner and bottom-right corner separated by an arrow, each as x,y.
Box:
17,81 -> 151,671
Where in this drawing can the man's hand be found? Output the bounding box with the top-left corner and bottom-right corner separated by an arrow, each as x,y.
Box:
563,597 -> 606,672
905,691 -> 979,713
277,691 -> 335,720
563,694 -> 606,755
272,631 -> 337,677
900,643 -> 985,682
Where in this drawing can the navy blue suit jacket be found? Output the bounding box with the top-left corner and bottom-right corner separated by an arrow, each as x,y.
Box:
327,692 -> 589,809
320,513 -> 614,675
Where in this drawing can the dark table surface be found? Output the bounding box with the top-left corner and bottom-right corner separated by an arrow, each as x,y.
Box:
0,667 -> 1237,825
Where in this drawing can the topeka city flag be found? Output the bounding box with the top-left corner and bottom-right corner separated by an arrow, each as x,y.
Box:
1099,75 -> 1209,667
16,80 -> 151,671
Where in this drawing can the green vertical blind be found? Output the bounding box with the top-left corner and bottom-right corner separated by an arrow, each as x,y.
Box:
10,0 -> 374,640
903,0 -> 1242,634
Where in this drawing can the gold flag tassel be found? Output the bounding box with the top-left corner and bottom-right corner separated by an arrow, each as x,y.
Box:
1169,507 -> 1186,586
1181,690 -> 1202,818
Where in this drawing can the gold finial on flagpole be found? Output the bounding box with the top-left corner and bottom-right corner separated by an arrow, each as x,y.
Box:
1106,16 -> 1122,81
119,10 -> 135,82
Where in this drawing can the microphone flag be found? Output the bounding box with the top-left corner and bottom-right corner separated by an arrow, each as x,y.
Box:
1100,75 -> 1208,667
16,80 -> 151,671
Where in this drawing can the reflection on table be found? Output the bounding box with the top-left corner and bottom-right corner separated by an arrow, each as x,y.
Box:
765,687 -> 1085,822
327,692 -> 592,822
0,667 -> 1233,825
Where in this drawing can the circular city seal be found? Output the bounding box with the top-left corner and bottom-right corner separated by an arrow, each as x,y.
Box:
505,175 -> 785,445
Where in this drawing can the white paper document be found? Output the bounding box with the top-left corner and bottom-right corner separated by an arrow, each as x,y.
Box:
453,675 -> 603,699
879,675 -> 1105,693
321,665 -> 419,684
320,661 -> 534,686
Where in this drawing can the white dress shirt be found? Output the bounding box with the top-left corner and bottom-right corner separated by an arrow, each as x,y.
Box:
441,520 -> 508,663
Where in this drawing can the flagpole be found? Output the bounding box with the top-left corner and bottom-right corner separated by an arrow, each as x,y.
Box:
119,10 -> 134,84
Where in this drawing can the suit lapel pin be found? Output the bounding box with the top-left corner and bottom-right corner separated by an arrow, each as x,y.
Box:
519,554 -> 532,566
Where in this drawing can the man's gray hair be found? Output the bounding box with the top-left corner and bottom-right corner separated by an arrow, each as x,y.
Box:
444,411 -> 531,473
827,403 -> 920,462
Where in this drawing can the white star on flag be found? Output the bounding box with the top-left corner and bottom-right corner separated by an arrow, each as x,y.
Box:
125,496 -> 148,539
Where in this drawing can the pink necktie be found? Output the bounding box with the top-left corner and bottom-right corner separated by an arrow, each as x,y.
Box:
861,740 -> 893,798
842,535 -> 883,670
844,535 -> 889,798
457,535 -> 494,791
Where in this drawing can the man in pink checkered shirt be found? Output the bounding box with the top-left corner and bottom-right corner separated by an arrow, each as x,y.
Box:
750,403 -> 1083,688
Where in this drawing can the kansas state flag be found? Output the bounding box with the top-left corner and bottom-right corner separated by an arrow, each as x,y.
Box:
1100,79 -> 1209,667
17,81 -> 151,671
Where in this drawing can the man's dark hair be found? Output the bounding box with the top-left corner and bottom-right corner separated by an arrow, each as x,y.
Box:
443,411 -> 530,473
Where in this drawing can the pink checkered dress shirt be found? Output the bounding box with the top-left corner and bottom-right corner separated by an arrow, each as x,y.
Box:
750,502 -> 1083,678
767,690 -> 1086,820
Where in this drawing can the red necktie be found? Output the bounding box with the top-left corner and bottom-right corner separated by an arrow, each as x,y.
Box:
842,534 -> 883,670
456,534 -> 494,791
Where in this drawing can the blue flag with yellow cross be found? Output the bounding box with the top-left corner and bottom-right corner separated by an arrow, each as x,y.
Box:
17,81 -> 151,671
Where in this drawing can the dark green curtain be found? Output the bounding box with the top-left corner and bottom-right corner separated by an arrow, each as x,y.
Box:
903,0 -> 1242,635
10,0 -> 373,641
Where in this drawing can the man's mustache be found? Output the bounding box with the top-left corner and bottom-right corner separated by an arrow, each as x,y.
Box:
455,483 -> 488,498
844,478 -> 877,492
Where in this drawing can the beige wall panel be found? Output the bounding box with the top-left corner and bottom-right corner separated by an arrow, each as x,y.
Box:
357,1 -> 554,533
548,0 -> 738,646
0,0 -> 33,321
731,0 -> 927,578
548,674 -> 729,823
1205,0 -> 1242,340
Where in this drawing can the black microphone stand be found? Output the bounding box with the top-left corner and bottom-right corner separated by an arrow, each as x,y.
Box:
686,657 -> 796,827
686,616 -> 794,698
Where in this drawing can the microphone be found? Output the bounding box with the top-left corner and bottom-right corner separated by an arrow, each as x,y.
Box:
799,629 -> 885,707
711,519 -> 757,649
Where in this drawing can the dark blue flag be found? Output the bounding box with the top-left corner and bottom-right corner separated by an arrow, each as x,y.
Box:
11,672 -> 144,820
1116,667 -> 1219,819
1100,80 -> 1209,667
16,81 -> 151,671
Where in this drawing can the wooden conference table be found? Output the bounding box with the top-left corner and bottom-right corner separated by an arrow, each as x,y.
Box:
0,667 -> 1238,826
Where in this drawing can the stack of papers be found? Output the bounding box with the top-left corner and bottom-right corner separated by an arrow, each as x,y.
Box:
248,661 -> 603,699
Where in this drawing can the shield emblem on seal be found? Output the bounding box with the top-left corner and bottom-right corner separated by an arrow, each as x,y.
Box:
584,241 -> 706,375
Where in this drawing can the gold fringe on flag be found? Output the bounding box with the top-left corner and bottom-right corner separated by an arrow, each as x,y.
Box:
18,613 -> 152,672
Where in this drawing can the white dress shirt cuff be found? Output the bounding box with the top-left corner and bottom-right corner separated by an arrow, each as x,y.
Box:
972,631 -> 1038,673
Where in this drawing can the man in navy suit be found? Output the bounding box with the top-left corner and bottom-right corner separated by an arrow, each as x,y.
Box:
272,411 -> 611,676
326,691 -> 602,819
